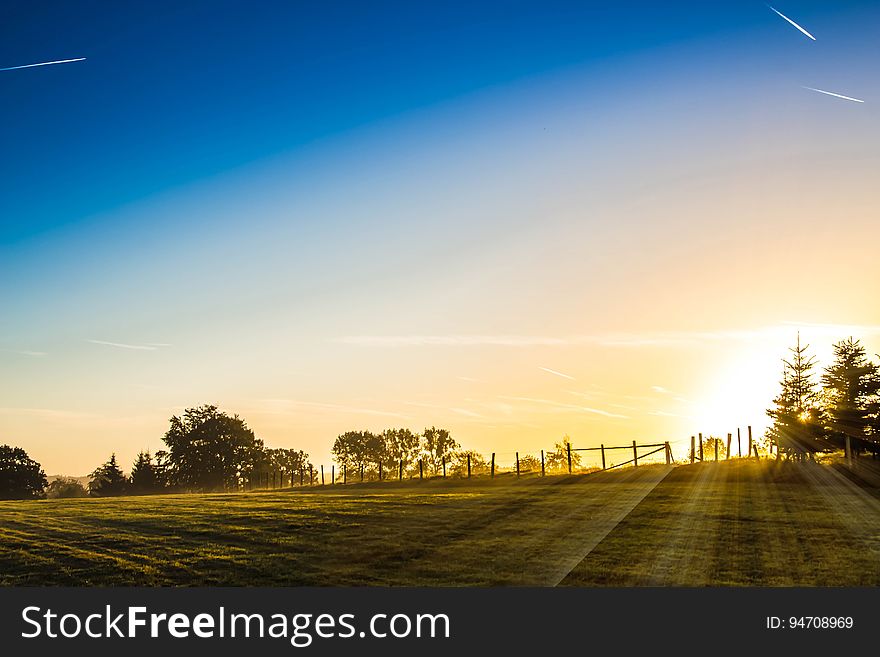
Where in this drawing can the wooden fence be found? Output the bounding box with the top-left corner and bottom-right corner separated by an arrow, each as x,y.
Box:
687,426 -> 761,464
245,439 -> 679,490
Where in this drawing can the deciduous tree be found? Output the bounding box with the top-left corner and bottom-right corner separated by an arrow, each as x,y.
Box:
0,445 -> 47,500
162,405 -> 265,491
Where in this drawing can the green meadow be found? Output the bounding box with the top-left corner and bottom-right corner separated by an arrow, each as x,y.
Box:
1,460 -> 878,586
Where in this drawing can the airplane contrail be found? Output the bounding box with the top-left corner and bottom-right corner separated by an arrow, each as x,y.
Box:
539,366 -> 576,381
803,86 -> 865,103
0,57 -> 86,72
767,5 -> 816,40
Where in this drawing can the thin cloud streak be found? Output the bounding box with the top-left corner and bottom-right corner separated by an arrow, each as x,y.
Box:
337,323 -> 880,350
257,398 -> 411,420
499,396 -> 629,419
539,366 -> 576,380
1,348 -> 47,357
0,57 -> 86,72
336,335 -> 569,346
87,340 -> 167,351
767,5 -> 816,40
803,87 -> 864,103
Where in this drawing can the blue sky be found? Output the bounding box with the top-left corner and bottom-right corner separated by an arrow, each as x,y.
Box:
2,0 -> 859,241
3,1 -> 880,474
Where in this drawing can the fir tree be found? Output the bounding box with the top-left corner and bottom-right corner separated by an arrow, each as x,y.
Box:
766,334 -> 827,457
89,453 -> 129,497
821,337 -> 880,455
130,451 -> 160,494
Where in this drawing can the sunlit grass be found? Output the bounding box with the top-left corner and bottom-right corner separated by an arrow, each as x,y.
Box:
1,461 -> 877,586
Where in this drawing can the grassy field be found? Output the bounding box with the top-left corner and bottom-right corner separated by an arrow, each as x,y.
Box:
1,460 -> 878,586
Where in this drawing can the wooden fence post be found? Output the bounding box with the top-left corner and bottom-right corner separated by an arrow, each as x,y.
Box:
516,452 -> 520,477
665,441 -> 671,465
378,462 -> 382,482
714,438 -> 718,462
845,435 -> 852,466
442,457 -> 446,478
321,465 -> 324,485
699,433 -> 703,461
360,464 -> 364,482
332,465 -> 335,485
343,465 -> 347,485
419,459 -> 423,480
310,465 -> 314,486
467,454 -> 471,479
541,450 -> 545,476
690,436 -> 695,464
399,460 -> 403,481
491,453 -> 495,479
601,444 -> 606,470
633,440 -> 638,468
567,442 -> 572,474
748,426 -> 753,459
737,428 -> 742,457
726,433 -> 732,460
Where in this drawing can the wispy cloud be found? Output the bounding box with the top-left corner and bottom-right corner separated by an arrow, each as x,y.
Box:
539,366 -> 575,380
1,348 -> 47,357
767,5 -> 816,40
648,410 -> 683,418
0,407 -> 99,420
87,340 -> 170,351
450,407 -> 483,418
651,386 -> 670,394
256,398 -> 411,420
0,57 -> 86,72
336,335 -> 570,346
337,324 -> 880,350
803,86 -> 864,103
499,396 -> 629,419
336,328 -> 769,348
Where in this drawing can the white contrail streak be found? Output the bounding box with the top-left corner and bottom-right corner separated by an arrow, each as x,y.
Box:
803,86 -> 865,103
767,5 -> 816,40
0,57 -> 86,72
539,366 -> 576,381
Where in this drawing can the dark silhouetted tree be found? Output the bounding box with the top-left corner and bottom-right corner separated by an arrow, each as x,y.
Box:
332,430 -> 372,471
821,337 -> 880,455
265,448 -> 311,484
0,445 -> 47,500
162,405 -> 265,491
381,428 -> 420,473
422,427 -> 459,475
130,451 -> 161,494
46,477 -> 88,499
89,453 -> 129,497
766,334 -> 828,457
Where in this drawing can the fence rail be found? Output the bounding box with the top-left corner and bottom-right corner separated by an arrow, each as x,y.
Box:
243,426 -> 771,491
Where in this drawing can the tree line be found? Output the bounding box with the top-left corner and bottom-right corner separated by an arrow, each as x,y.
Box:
0,405 -> 311,499
331,428 -> 579,479
0,402 -> 579,500
766,335 -> 880,458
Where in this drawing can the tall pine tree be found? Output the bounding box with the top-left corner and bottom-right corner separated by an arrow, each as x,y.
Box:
766,334 -> 828,457
821,337 -> 880,456
130,451 -> 160,494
